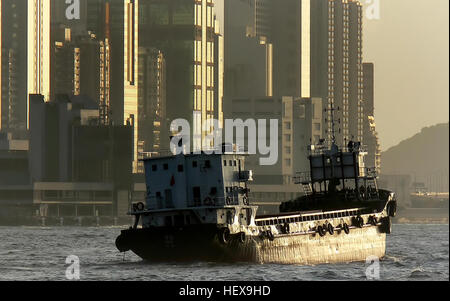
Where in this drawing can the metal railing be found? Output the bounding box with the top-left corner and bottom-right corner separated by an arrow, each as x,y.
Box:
132,195 -> 250,212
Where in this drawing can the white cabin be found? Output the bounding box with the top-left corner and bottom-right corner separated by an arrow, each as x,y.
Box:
137,153 -> 257,231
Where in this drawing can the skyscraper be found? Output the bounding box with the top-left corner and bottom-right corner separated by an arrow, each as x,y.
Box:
363,62 -> 381,173
139,0 -> 223,151
0,0 -> 3,130
310,0 -> 364,148
138,47 -> 167,154
1,0 -> 28,132
123,0 -> 139,171
83,0 -> 140,171
224,0 -> 273,99
27,0 -> 51,108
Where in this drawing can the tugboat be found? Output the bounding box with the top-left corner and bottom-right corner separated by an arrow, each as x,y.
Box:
116,141 -> 397,264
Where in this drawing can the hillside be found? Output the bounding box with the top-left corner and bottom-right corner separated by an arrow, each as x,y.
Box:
381,123 -> 449,191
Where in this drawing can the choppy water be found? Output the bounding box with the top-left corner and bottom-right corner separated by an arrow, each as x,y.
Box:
0,224 -> 448,281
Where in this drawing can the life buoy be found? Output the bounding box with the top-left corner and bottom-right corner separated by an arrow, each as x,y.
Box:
282,223 -> 290,234
239,232 -> 246,243
387,201 -> 397,217
327,223 -> 334,235
136,202 -> 145,211
115,234 -> 130,252
381,217 -> 392,234
354,216 -> 364,228
218,228 -> 231,244
317,225 -> 326,237
369,216 -> 378,226
342,223 -> 350,234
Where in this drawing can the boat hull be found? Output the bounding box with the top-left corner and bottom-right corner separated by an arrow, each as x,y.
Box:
117,224 -> 386,265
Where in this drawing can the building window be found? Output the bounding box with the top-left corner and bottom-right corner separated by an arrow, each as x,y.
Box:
192,161 -> 198,168
178,165 -> 184,172
163,164 -> 168,170
152,165 -> 158,171
314,123 -> 321,131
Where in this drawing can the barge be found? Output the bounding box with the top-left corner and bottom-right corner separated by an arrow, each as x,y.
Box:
116,141 -> 396,264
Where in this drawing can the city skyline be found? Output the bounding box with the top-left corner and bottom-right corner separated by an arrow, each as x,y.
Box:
1,0 -> 448,154
216,0 -> 449,151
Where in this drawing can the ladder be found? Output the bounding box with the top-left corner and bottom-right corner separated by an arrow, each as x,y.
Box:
366,177 -> 379,199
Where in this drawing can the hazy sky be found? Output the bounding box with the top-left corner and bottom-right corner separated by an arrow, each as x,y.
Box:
363,0 -> 449,151
216,0 -> 449,151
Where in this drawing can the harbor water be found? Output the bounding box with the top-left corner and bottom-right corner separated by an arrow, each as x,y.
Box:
0,224 -> 447,281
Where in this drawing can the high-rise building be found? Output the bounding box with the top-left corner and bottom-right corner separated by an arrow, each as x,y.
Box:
27,0 -> 51,110
49,27 -> 109,114
1,0 -> 28,132
224,0 -> 273,99
139,0 -> 223,151
50,27 -> 76,101
363,62 -> 381,173
1,0 -> 2,130
310,0 -> 364,148
138,47 -> 167,154
270,0 -> 303,98
227,96 -> 323,185
123,0 -> 139,170
84,0 -> 140,172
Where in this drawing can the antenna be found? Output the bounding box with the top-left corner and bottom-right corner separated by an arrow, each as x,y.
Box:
324,102 -> 339,146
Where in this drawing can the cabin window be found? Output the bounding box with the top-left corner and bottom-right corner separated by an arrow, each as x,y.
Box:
192,161 -> 198,168
178,165 -> 184,172
174,215 -> 184,227
229,160 -> 233,166
152,165 -> 158,171
205,160 -> 211,168
210,187 -> 217,196
156,192 -> 162,209
234,161 -> 237,167
223,160 -> 227,166
165,189 -> 174,208
193,187 -> 201,206
163,164 -> 169,170
164,216 -> 173,227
